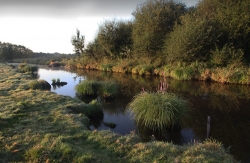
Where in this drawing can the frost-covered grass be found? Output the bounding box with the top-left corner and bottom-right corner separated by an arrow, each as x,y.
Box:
0,63 -> 238,162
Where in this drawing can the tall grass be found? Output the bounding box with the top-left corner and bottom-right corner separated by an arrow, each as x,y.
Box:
66,100 -> 103,118
127,91 -> 188,131
100,80 -> 119,98
132,64 -> 154,75
18,63 -> 38,73
75,80 -> 119,98
29,80 -> 51,90
75,80 -> 100,96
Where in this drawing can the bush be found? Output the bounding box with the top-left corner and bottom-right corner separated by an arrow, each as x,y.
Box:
29,80 -> 51,90
210,45 -> 245,67
132,0 -> 186,58
127,91 -> 189,131
164,14 -> 219,62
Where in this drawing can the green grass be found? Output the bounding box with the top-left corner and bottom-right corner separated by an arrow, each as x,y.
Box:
75,80 -> 100,96
100,80 -> 119,98
0,63 -> 238,162
127,91 -> 189,131
29,79 -> 51,90
75,79 -> 119,98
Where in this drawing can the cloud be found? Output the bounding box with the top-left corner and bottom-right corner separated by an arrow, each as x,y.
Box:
0,0 -> 146,18
0,0 -> 198,18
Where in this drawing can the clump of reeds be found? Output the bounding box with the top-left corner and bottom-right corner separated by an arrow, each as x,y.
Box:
100,80 -> 119,98
127,76 -> 188,131
75,79 -> 119,98
75,80 -> 100,96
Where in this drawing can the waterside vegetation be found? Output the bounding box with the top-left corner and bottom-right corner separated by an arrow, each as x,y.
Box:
63,0 -> 250,85
75,79 -> 119,98
0,63 -> 238,162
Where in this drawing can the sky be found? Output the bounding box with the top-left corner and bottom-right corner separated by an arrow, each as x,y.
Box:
0,0 -> 198,54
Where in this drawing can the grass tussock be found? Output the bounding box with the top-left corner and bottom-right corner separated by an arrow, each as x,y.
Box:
75,79 -> 119,98
0,63 -> 238,162
127,91 -> 189,131
29,80 -> 51,90
75,80 -> 99,96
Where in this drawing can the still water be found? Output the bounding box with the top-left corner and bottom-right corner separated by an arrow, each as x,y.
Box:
38,67 -> 250,162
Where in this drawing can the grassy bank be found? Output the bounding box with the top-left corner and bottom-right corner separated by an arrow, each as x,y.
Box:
63,57 -> 250,85
0,63 -> 238,162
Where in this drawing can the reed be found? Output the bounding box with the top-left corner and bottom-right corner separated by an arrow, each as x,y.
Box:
100,80 -> 119,98
75,80 -> 100,96
127,91 -> 188,131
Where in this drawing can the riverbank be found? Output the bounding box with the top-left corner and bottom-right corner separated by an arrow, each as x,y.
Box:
0,63 -> 238,162
62,57 -> 250,85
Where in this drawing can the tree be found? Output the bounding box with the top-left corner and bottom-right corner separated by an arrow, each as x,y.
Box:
132,0 -> 186,58
0,42 -> 33,61
164,14 -> 220,62
71,29 -> 85,56
96,19 -> 133,59
164,0 -> 250,63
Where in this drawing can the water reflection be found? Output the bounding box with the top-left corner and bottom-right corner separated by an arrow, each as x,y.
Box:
38,67 -> 250,162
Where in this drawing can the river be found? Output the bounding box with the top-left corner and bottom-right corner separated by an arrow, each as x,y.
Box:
38,66 -> 250,162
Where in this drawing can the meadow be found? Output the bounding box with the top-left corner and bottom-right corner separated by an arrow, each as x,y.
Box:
0,63 -> 237,162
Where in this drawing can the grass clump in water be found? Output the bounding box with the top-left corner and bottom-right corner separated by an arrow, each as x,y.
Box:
127,91 -> 188,131
75,80 -> 99,96
100,80 -> 119,98
75,79 -> 119,98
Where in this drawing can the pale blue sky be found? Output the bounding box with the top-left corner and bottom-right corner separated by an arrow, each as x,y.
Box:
0,0 -> 198,53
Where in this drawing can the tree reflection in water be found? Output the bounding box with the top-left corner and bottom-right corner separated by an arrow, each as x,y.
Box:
38,67 -> 250,162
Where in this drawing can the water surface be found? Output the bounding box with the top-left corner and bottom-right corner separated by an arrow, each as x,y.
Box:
38,67 -> 250,162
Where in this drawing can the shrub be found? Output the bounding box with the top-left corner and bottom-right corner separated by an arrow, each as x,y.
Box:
210,45 -> 245,67
164,14 -> 220,62
29,80 -> 51,90
132,0 -> 186,58
127,91 -> 189,131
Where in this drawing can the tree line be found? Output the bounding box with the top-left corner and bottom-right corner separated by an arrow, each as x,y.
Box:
0,42 -> 33,61
72,0 -> 250,67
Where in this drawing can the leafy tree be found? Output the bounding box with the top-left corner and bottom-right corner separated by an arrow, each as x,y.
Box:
164,0 -> 250,63
132,0 -> 186,58
95,19 -> 133,59
213,0 -> 250,61
164,14 -> 220,62
85,39 -> 103,60
0,42 -> 33,61
71,29 -> 85,56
